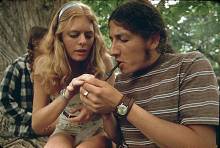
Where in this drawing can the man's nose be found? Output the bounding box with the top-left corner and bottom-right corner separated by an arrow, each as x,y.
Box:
110,42 -> 120,57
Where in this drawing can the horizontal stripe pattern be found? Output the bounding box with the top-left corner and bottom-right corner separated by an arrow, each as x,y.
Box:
179,100 -> 219,111
115,52 -> 219,148
181,117 -> 219,124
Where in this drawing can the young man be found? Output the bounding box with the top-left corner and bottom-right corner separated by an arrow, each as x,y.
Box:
0,26 -> 48,147
66,0 -> 219,147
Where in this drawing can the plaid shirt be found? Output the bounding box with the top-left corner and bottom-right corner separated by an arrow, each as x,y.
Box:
0,53 -> 36,137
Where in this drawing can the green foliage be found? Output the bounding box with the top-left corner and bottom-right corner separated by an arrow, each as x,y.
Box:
161,1 -> 220,75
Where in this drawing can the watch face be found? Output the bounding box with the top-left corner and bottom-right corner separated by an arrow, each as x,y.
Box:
60,89 -> 65,96
117,103 -> 128,116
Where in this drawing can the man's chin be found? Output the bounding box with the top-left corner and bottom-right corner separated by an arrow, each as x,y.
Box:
121,68 -> 133,74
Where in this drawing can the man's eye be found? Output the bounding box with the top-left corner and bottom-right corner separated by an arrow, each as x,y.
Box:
120,37 -> 128,42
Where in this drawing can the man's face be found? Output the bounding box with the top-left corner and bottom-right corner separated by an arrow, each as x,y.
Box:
109,21 -> 159,74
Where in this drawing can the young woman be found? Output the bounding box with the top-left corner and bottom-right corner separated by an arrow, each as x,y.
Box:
32,1 -> 113,148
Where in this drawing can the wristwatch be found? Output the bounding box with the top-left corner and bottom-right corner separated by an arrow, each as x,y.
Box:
117,103 -> 128,116
60,88 -> 68,100
115,95 -> 135,118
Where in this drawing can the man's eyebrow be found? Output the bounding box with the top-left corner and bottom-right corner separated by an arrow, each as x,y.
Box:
110,32 -> 128,37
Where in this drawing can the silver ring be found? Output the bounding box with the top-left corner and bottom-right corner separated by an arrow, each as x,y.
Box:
83,90 -> 89,97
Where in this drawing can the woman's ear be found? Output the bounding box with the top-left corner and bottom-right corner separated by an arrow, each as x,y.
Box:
145,33 -> 160,50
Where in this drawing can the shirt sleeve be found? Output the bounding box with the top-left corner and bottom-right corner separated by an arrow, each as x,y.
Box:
0,64 -> 35,137
179,52 -> 219,126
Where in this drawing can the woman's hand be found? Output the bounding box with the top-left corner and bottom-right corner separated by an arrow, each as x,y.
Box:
65,77 -> 85,100
68,105 -> 94,124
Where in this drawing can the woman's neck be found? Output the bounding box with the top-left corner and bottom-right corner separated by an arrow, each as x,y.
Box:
70,63 -> 83,75
66,52 -> 91,78
68,59 -> 88,77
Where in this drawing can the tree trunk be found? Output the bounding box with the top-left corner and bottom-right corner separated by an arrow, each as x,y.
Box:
0,0 -> 68,81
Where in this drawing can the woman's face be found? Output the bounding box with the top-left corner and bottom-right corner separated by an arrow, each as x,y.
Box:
62,16 -> 95,62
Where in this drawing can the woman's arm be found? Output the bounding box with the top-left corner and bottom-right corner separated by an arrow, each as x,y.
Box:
32,73 -> 86,135
31,76 -> 69,135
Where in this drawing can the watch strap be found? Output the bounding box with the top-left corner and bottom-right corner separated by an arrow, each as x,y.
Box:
127,96 -> 135,116
115,95 -> 135,118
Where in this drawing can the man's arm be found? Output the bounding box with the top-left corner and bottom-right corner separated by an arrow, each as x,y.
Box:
127,103 -> 216,148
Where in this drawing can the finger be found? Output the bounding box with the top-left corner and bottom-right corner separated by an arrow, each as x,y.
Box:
75,74 -> 95,82
68,106 -> 81,113
66,78 -> 85,96
79,75 -> 104,87
80,87 -> 101,105
80,87 -> 90,98
80,91 -> 92,106
82,102 -> 96,113
80,93 -> 102,113
69,110 -> 86,122
70,78 -> 85,87
66,80 -> 83,92
81,82 -> 101,97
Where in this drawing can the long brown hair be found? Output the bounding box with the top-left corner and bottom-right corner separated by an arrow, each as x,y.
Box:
34,1 -> 111,94
109,0 -> 170,53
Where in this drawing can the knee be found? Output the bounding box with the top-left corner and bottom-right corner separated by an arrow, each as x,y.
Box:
44,134 -> 74,148
44,140 -> 73,148
77,135 -> 113,148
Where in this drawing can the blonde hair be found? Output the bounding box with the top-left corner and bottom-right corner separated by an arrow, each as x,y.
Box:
34,1 -> 110,94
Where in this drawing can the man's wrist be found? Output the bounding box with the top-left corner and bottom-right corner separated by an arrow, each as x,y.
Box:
114,95 -> 135,118
102,112 -> 113,120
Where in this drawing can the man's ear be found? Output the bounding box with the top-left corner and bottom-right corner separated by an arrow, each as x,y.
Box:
145,33 -> 160,50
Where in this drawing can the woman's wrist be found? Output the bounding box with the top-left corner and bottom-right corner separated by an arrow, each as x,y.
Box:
60,88 -> 71,101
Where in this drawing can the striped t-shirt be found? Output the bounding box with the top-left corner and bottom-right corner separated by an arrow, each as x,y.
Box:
115,51 -> 219,148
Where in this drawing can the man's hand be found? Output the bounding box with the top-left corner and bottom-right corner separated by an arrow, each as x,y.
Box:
77,74 -> 123,114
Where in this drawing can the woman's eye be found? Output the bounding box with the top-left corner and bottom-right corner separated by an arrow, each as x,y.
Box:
69,32 -> 79,38
85,32 -> 94,39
